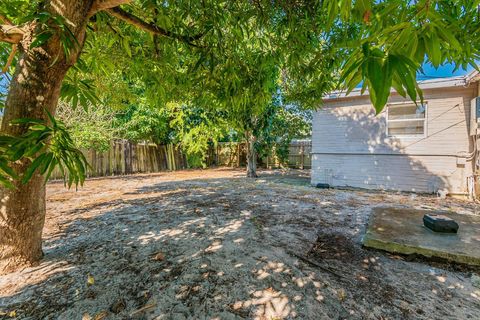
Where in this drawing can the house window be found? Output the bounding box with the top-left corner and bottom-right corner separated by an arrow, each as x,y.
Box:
387,103 -> 426,136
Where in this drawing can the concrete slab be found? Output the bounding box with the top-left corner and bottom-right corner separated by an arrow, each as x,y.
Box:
363,207 -> 480,266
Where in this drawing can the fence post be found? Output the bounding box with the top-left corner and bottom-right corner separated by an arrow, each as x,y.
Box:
106,142 -> 111,176
300,144 -> 305,170
125,141 -> 131,174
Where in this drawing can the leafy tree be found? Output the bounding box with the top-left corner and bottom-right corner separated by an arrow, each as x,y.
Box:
56,103 -> 120,152
257,102 -> 312,165
0,0 -> 478,274
221,53 -> 279,177
168,102 -> 228,168
224,90 -> 311,176
115,102 -> 171,145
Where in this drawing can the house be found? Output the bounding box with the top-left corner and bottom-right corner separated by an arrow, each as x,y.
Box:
311,71 -> 480,197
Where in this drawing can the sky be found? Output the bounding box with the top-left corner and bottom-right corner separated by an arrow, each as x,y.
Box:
417,62 -> 476,80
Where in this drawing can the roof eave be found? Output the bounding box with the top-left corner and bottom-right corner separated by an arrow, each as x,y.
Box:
324,70 -> 478,101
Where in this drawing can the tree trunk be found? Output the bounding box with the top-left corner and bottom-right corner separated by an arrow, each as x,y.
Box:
0,0 -> 93,275
245,132 -> 258,178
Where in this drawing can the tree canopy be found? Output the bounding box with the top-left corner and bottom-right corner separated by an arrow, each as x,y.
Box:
3,0 -> 478,114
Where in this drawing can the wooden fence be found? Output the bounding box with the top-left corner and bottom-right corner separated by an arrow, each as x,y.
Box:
49,140 -> 187,179
285,139 -> 312,169
215,142 -> 246,167
215,140 -> 312,169
49,139 -> 311,180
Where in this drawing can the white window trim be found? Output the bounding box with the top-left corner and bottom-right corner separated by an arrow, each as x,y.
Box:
386,101 -> 428,139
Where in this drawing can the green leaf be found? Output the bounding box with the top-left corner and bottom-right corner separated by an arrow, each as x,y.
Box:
0,158 -> 18,179
10,143 -> 27,162
24,142 -> 45,158
39,152 -> 54,175
44,158 -> 57,183
30,31 -> 53,48
0,175 -> 15,189
123,37 -> 132,58
29,124 -> 48,131
436,27 -> 461,51
10,118 -> 43,125
22,153 -> 48,184
367,56 -> 387,112
426,34 -> 442,67
392,76 -> 406,97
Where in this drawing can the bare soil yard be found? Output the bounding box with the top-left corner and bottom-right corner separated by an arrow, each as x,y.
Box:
1,168 -> 479,319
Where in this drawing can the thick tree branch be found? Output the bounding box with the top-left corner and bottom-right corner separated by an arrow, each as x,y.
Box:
90,0 -> 132,14
2,44 -> 17,74
106,7 -> 204,47
0,25 -> 24,44
0,14 -> 13,25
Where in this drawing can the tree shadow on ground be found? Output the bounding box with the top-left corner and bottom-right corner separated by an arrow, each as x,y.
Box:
1,172 -> 479,319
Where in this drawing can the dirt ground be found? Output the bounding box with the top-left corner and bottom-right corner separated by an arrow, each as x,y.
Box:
1,168 -> 480,320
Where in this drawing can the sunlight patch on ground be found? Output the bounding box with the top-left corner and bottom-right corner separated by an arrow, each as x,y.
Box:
232,287 -> 295,319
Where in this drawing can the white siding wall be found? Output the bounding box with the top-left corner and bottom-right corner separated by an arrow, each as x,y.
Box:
311,85 -> 477,194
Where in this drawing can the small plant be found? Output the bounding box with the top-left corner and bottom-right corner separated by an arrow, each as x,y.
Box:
250,216 -> 264,231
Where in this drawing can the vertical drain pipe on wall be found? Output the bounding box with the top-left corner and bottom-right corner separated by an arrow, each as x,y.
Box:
474,79 -> 480,200
465,133 -> 478,200
464,74 -> 480,200
473,129 -> 480,201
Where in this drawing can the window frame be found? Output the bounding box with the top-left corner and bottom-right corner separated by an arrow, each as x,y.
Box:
386,101 -> 428,138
